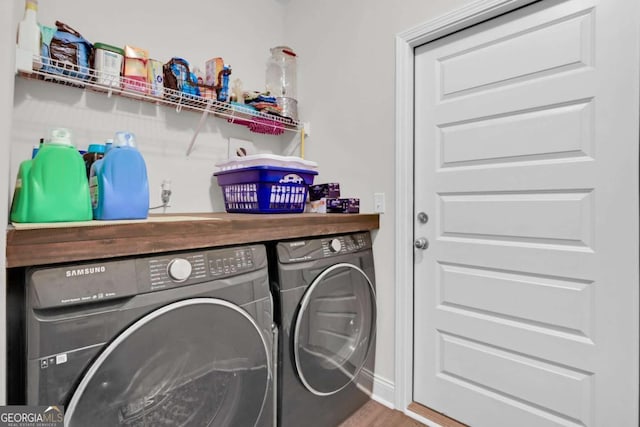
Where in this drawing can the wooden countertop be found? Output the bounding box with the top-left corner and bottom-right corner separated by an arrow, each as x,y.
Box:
6,213 -> 380,268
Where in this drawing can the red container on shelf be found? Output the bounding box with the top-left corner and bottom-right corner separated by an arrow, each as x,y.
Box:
122,45 -> 149,94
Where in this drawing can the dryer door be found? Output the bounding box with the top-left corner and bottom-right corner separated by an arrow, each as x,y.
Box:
65,298 -> 270,427
293,263 -> 376,396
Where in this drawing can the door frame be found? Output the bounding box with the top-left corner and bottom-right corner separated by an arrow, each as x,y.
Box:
393,0 -> 540,421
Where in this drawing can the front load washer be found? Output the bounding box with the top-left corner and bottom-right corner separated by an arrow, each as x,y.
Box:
270,232 -> 377,427
12,244 -> 275,427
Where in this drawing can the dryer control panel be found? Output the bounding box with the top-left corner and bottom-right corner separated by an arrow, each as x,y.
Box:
277,232 -> 372,264
321,234 -> 369,257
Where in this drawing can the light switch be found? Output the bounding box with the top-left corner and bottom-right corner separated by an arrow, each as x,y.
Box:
374,193 -> 385,213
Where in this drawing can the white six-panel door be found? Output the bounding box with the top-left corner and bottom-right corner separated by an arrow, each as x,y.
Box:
413,0 -> 639,426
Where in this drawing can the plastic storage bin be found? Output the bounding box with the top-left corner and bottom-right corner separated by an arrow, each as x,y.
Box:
214,166 -> 317,213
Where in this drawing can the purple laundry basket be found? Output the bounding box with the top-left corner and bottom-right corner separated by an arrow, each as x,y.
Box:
213,165 -> 317,213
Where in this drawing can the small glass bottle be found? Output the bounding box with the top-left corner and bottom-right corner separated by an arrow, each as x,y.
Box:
266,46 -> 297,99
266,46 -> 298,120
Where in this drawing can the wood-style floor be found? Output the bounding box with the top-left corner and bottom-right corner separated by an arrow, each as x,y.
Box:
338,400 -> 426,427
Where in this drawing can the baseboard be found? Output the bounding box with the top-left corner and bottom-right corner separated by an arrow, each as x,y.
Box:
408,402 -> 467,427
361,369 -> 396,409
358,371 -> 455,427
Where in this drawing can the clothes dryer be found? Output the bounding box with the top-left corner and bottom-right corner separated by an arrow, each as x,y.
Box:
270,232 -> 377,427
11,244 -> 275,427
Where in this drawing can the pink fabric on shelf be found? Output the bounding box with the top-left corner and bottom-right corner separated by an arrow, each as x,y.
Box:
228,116 -> 285,135
248,117 -> 285,135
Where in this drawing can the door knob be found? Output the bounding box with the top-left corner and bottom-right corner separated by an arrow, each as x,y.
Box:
414,237 -> 429,250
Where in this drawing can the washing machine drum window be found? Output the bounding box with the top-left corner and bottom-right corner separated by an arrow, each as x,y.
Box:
293,263 -> 376,396
65,298 -> 270,427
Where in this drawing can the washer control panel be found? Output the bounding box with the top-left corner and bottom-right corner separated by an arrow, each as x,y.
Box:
148,253 -> 207,289
28,245 -> 266,309
208,247 -> 255,277
146,247 -> 257,291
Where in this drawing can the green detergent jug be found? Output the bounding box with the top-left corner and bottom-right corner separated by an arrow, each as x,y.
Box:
10,128 -> 93,223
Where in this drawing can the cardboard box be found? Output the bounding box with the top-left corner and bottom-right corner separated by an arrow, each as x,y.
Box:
147,59 -> 164,97
123,45 -> 149,94
309,183 -> 340,201
326,198 -> 360,213
205,57 -> 224,87
309,197 -> 359,214
308,198 -> 327,213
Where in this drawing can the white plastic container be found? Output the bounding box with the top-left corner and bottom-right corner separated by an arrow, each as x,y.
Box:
17,0 -> 41,69
93,43 -> 124,87
147,59 -> 164,97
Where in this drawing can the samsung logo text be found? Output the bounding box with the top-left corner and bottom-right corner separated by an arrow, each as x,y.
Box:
66,266 -> 106,277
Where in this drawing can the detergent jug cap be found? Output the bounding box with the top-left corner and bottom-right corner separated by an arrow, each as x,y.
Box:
87,143 -> 106,154
47,128 -> 74,146
114,131 -> 136,148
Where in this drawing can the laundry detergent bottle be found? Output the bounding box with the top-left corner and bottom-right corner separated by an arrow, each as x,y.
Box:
90,131 -> 149,220
10,128 -> 92,223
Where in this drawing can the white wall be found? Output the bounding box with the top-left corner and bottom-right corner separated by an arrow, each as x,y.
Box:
283,0 -> 472,398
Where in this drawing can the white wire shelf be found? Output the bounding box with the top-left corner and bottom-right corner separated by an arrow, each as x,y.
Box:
17,55 -> 302,134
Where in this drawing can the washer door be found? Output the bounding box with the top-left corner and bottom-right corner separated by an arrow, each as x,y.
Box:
65,298 -> 270,427
293,263 -> 376,396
